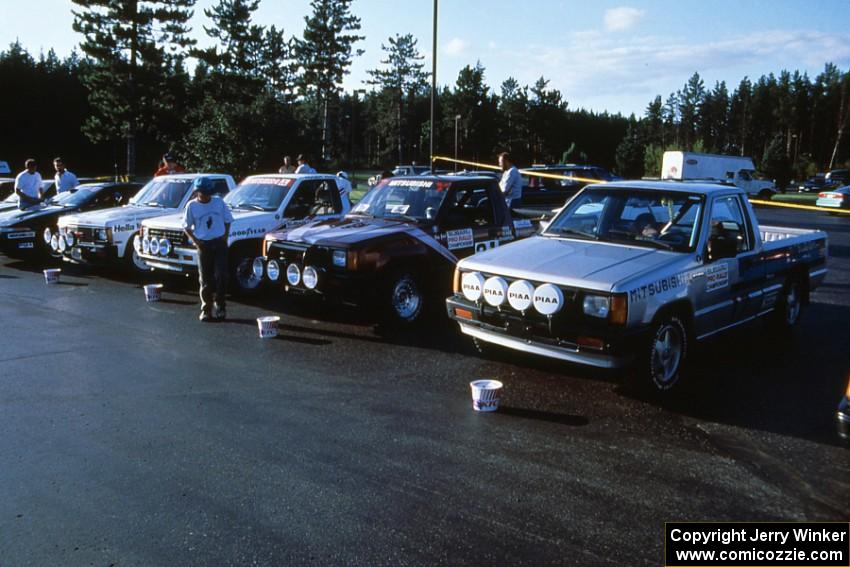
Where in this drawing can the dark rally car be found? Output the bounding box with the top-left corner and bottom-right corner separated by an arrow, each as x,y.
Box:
0,181 -> 142,258
255,175 -> 539,325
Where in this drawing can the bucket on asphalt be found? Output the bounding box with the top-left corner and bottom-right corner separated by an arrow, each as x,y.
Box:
143,283 -> 164,302
43,268 -> 61,284
470,379 -> 503,412
257,315 -> 280,339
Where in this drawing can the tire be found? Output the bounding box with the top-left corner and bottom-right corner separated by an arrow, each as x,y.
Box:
124,235 -> 150,273
382,272 -> 425,326
770,278 -> 803,330
641,314 -> 689,392
230,251 -> 263,295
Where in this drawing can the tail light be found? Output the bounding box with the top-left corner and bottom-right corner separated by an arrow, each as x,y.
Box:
819,192 -> 827,198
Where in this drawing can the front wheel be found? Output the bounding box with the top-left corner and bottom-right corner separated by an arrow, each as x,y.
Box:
771,279 -> 803,329
125,236 -> 150,273
641,315 -> 689,392
382,272 -> 425,327
231,251 -> 263,295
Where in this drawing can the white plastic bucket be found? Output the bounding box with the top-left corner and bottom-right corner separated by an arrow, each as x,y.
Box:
143,283 -> 164,302
43,268 -> 61,284
470,380 -> 503,412
257,316 -> 280,339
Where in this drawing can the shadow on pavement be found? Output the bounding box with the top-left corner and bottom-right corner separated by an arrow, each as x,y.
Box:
497,406 -> 590,427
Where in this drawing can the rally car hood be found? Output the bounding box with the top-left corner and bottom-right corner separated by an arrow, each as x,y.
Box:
458,235 -> 678,292
59,204 -> 179,228
0,204 -> 67,227
269,215 -> 415,247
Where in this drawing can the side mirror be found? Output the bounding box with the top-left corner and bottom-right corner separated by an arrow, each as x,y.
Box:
707,233 -> 737,262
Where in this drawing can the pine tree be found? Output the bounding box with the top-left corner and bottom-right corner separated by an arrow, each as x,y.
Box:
295,0 -> 364,162
366,34 -> 428,164
72,0 -> 196,175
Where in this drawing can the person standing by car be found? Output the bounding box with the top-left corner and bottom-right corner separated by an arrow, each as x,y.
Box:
53,157 -> 79,193
279,155 -> 296,174
183,177 -> 233,322
154,153 -> 186,177
498,152 -> 522,207
295,154 -> 316,174
14,159 -> 43,209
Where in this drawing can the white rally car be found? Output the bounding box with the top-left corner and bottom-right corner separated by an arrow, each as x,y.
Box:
57,174 -> 235,272
137,173 -> 351,293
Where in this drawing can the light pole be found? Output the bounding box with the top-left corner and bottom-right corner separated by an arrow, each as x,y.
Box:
430,0 -> 438,173
454,114 -> 461,171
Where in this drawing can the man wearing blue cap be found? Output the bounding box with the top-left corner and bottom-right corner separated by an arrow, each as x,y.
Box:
183,177 -> 233,322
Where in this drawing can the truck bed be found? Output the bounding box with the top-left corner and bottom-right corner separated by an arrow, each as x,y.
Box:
760,225 -> 824,244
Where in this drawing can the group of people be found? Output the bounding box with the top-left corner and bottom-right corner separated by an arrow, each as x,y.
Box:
13,157 -> 80,209
279,154 -> 353,198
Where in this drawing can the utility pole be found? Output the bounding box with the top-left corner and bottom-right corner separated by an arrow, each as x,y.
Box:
429,0 -> 437,172
454,114 -> 461,171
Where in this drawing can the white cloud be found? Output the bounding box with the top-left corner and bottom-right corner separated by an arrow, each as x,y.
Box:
604,7 -> 646,32
487,41 -> 497,50
443,37 -> 470,57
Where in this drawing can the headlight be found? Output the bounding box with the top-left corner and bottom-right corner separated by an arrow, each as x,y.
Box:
97,228 -> 108,241
149,237 -> 160,255
142,237 -> 151,254
303,266 -> 318,289
252,257 -> 265,279
507,279 -> 534,311
133,235 -> 142,253
43,227 -> 52,244
533,283 -> 564,316
267,259 -> 280,281
332,250 -> 347,268
582,295 -> 610,318
64,232 -> 75,247
483,276 -> 508,307
50,234 -> 59,251
286,263 -> 301,286
461,271 -> 485,301
159,238 -> 171,256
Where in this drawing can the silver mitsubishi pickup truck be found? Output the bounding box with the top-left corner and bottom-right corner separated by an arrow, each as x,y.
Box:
446,181 -> 828,391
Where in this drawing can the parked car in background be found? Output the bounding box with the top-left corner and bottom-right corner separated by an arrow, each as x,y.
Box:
392,165 -> 431,176
797,175 -> 839,193
522,164 -> 620,207
57,173 -> 234,273
1,182 -> 142,258
139,173 -> 350,293
825,168 -> 850,186
0,161 -> 10,174
816,186 -> 850,210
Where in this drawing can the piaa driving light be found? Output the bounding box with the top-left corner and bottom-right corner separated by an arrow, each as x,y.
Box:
43,227 -> 52,244
267,260 -> 280,281
64,231 -> 75,247
461,271 -> 485,302
142,237 -> 151,254
332,250 -> 346,268
507,279 -> 534,311
133,235 -> 142,253
97,228 -> 109,241
149,238 -> 160,255
159,238 -> 171,256
582,295 -> 610,318
303,266 -> 318,289
483,276 -> 508,307
252,257 -> 264,279
532,283 -> 564,316
286,264 -> 301,286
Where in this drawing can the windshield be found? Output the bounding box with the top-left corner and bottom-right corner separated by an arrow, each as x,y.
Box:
128,179 -> 193,208
51,187 -> 98,208
350,178 -> 449,221
224,178 -> 293,211
544,188 -> 704,252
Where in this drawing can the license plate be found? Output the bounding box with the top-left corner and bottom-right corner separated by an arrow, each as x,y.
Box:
72,247 -> 82,260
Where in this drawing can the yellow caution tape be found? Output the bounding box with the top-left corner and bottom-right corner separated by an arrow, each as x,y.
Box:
432,155 -> 606,185
749,199 -> 850,215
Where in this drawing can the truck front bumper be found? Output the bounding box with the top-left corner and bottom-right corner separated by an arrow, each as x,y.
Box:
446,295 -> 642,369
139,249 -> 198,274
61,243 -> 116,266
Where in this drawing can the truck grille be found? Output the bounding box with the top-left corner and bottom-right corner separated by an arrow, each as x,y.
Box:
148,227 -> 190,248
269,241 -> 309,265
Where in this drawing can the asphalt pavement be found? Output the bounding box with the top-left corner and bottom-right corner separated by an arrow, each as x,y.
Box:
0,206 -> 848,566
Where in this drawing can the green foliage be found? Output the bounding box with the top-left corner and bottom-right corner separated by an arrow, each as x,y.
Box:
762,134 -> 792,189
615,121 -> 644,178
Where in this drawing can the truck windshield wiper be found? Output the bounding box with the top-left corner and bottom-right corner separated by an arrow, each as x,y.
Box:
234,204 -> 266,211
549,227 -> 598,240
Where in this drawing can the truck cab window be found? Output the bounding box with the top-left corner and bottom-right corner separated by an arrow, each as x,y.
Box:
441,185 -> 495,229
709,195 -> 750,252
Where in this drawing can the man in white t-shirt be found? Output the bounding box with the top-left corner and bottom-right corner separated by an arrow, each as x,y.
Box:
183,177 -> 234,322
53,157 -> 79,193
295,154 -> 316,174
498,151 -> 523,208
14,159 -> 43,209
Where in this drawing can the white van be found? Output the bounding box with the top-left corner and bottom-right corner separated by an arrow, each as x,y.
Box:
661,151 -> 776,198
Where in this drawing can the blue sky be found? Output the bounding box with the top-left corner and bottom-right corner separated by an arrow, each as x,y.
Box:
2,0 -> 850,115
